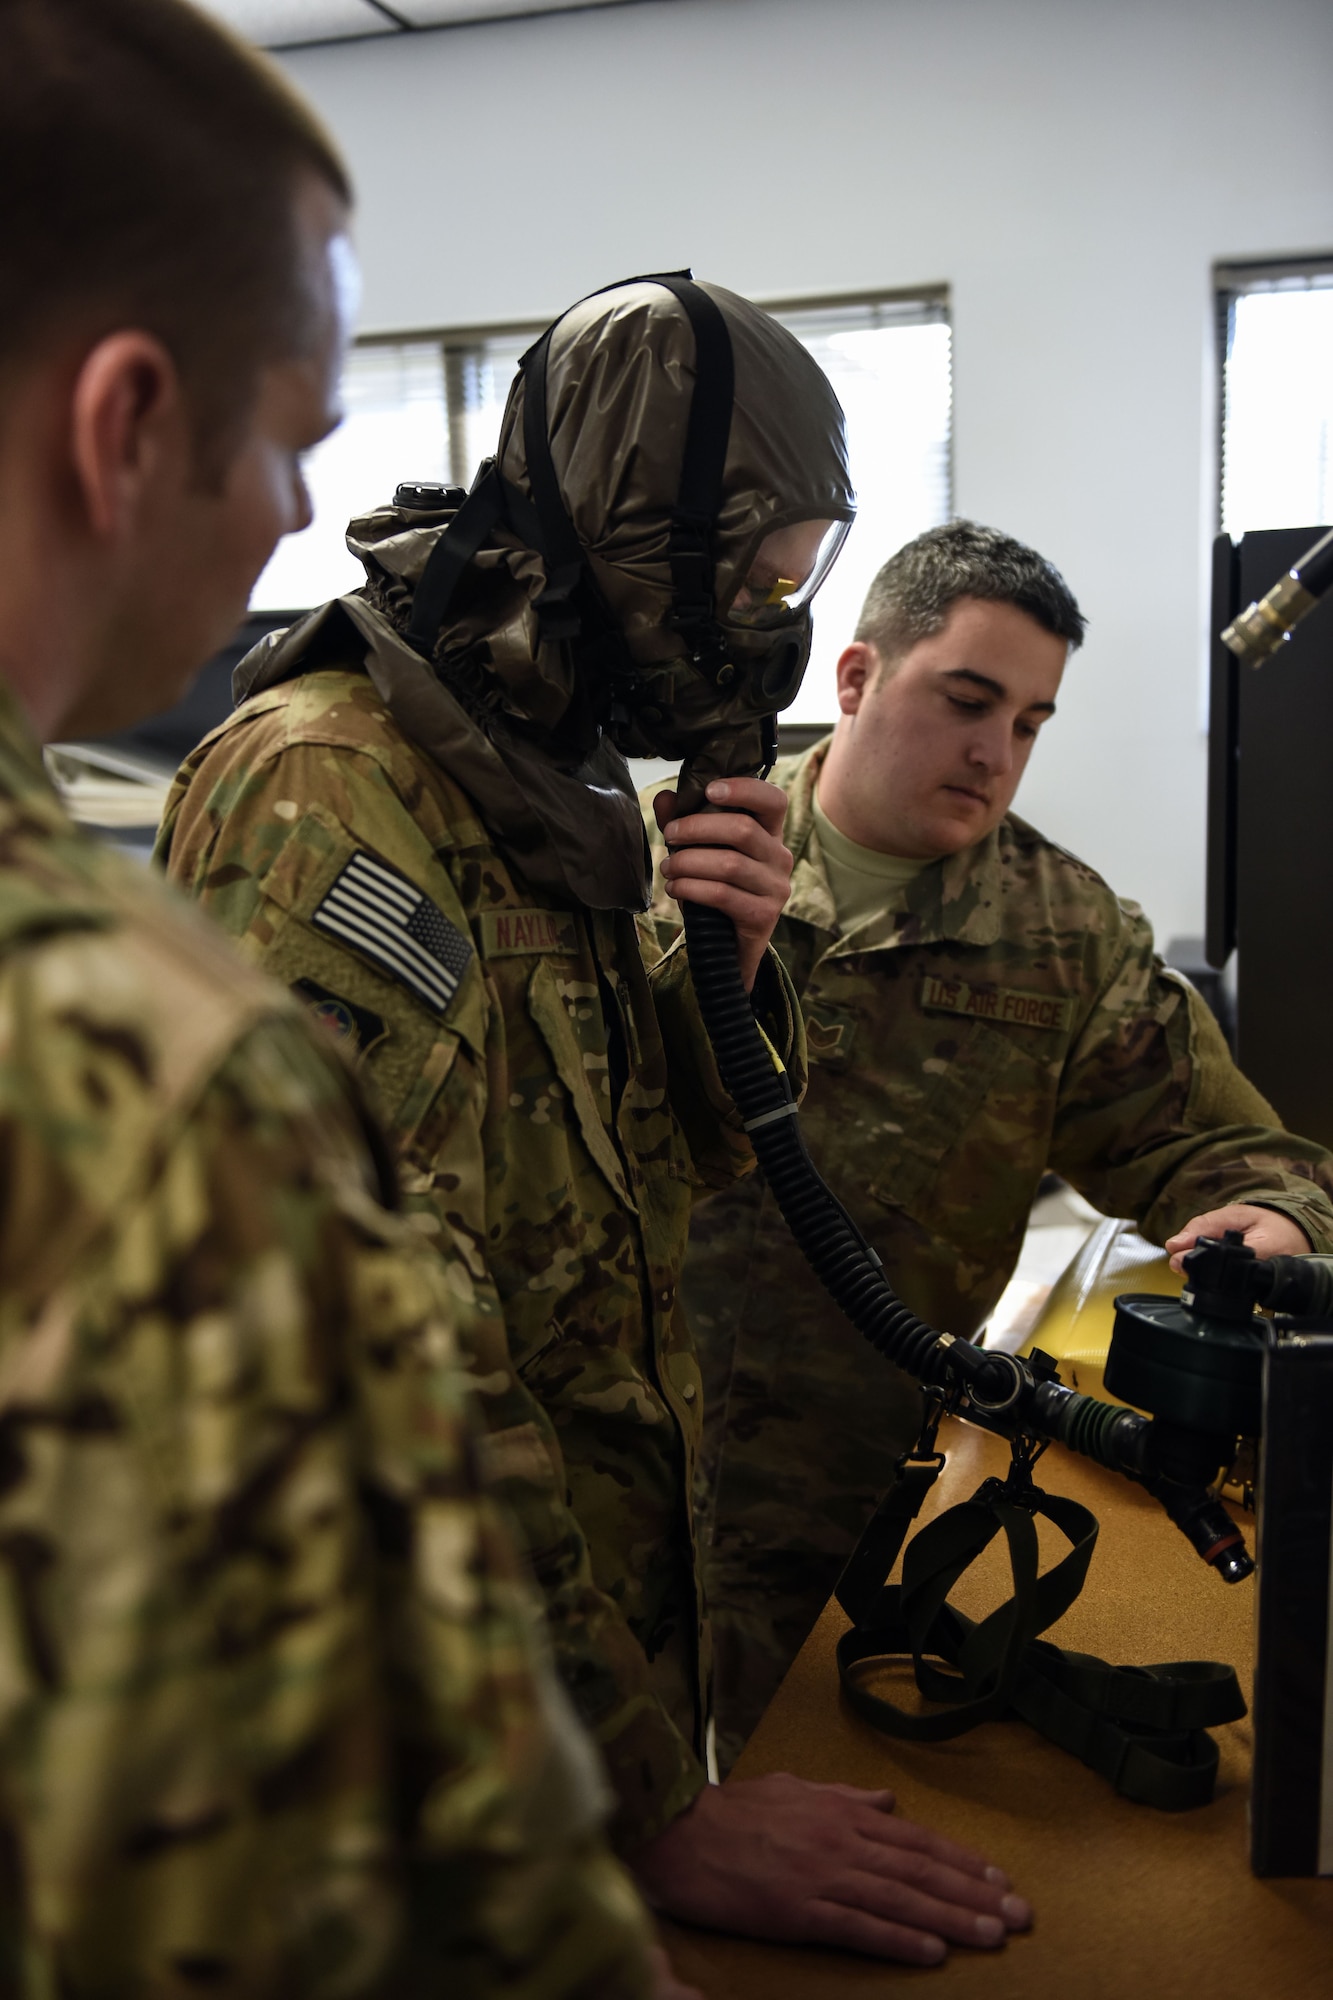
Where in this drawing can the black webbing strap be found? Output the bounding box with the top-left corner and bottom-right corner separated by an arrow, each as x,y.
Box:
520,322 -> 586,631
834,1458 -> 1246,1812
407,463 -> 507,656
646,277 -> 735,670
647,276 -> 735,524
835,1452 -> 945,1624
405,463 -> 566,661
517,276 -> 699,650
517,271 -> 735,674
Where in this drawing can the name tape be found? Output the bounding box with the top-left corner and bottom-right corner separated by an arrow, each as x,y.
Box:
480,908 -> 579,958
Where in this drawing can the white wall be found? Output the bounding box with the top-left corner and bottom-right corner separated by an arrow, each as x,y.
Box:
281,0 -> 1333,948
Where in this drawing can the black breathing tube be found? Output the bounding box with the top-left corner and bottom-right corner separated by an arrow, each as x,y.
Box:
680,896 -> 1253,1581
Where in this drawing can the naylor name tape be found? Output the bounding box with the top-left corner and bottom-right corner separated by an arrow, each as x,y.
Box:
480,909 -> 579,958
921,973 -> 1073,1035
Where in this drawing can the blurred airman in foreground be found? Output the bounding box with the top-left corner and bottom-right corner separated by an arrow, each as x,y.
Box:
0,0 -> 671,1989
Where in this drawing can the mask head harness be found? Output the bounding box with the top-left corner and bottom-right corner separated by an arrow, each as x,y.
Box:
405,270 -> 828,777
520,271 -> 737,720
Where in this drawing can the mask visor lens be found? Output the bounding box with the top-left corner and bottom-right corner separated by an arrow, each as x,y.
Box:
727,517 -> 850,628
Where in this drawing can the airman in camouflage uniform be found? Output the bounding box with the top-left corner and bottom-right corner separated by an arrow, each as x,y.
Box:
0,681 -> 656,1995
157,646 -> 792,1853
646,527 -> 1333,1771
157,268 -> 855,1870
160,290 -> 1041,1972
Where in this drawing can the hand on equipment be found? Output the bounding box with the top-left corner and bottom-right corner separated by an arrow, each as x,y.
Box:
631,1771 -> 1031,1967
654,777 -> 793,993
1166,1202 -> 1311,1273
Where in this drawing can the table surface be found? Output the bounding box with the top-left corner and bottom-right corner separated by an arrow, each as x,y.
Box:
659,1423 -> 1333,2000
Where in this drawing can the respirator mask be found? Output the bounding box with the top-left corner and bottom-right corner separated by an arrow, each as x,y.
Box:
603,509 -> 851,796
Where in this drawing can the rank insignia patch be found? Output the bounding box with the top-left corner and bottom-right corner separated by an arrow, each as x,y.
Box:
291,978 -> 388,1056
311,851 -> 473,1016
804,1004 -> 858,1065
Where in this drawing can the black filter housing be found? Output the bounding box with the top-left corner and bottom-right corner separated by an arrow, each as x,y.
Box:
1107,1293 -> 1266,1437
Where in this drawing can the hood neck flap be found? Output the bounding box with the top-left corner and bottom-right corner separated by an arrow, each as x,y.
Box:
234,593 -> 652,912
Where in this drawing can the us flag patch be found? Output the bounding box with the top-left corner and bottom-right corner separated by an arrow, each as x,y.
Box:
311,851 -> 473,1016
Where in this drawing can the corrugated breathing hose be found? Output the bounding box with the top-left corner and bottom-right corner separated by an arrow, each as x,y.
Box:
680,897 -> 1152,1480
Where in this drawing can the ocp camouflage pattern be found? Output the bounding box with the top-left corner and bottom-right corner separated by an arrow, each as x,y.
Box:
0,685 -> 654,1996
644,737 -> 1333,1769
158,664 -> 795,1853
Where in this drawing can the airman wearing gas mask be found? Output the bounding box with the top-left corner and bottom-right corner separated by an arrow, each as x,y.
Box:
160,277 -> 1032,1968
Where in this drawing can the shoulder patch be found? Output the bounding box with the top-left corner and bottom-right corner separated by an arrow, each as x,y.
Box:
921,972 -> 1073,1035
311,850 -> 472,1017
479,908 -> 579,958
291,977 -> 388,1056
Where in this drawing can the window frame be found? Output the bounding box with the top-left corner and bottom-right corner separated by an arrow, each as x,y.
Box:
1214,252 -> 1333,535
353,282 -> 953,494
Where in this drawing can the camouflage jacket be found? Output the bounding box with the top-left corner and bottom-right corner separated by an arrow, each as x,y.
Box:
645,737 -> 1333,1769
648,736 -> 1333,1351
158,665 -> 795,1854
0,683 -> 654,1997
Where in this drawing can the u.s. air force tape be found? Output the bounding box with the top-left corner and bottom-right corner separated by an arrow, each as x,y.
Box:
311,850 -> 473,1016
920,973 -> 1073,1034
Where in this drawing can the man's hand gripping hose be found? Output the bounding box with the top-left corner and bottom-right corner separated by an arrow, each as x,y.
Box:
678,895 -> 1255,1584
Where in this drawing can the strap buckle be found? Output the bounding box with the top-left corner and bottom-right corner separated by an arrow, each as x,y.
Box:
834,1441 -> 946,1626
978,1431 -> 1050,1511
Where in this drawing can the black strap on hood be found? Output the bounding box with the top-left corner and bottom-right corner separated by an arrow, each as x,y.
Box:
405,271 -> 738,726
520,271 -> 737,689
655,277 -> 735,677
406,460 -> 544,655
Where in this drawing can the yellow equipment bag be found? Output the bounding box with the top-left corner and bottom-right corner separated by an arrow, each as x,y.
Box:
1017,1216 -> 1173,1406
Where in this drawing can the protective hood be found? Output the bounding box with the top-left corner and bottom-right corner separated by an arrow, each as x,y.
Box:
490,275 -> 855,799
251,275 -> 853,909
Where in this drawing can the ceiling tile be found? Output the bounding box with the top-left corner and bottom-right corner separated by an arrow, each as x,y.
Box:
192,0 -> 395,47
392,0 -> 623,20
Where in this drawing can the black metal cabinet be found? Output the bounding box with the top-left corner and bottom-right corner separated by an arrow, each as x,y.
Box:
1208,526 -> 1333,1145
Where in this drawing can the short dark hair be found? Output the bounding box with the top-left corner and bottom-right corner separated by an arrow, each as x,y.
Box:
0,0 -> 350,464
855,520 -> 1086,672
